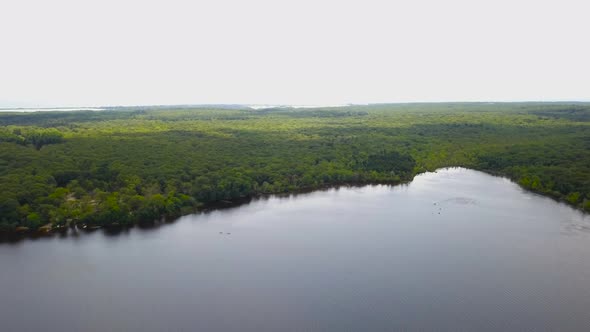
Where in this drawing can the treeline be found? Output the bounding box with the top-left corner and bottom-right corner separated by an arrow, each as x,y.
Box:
0,148 -> 415,231
0,103 -> 589,232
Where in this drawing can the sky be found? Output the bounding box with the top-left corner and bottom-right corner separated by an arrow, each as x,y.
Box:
1,0 -> 589,107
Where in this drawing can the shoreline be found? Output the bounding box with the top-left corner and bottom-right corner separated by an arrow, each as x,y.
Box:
1,167 -> 587,243
0,178 -> 404,243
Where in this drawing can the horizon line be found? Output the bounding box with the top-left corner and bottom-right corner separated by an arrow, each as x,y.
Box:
2,100 -> 590,110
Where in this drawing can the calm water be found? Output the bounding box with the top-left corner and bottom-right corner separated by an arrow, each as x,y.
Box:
1,168 -> 590,331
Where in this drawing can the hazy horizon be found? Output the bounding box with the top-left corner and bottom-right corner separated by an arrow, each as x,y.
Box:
3,100 -> 590,110
1,0 -> 589,107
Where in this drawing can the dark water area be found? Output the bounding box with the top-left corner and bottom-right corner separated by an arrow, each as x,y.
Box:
1,168 -> 590,331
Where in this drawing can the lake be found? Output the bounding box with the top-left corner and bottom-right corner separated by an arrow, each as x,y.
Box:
1,168 -> 589,331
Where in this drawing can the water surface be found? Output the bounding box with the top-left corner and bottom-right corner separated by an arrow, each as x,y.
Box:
1,168 -> 589,331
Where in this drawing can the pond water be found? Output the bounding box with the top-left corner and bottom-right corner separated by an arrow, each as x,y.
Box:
1,168 -> 590,331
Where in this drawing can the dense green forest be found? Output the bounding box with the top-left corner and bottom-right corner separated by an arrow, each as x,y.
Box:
1,103 -> 589,233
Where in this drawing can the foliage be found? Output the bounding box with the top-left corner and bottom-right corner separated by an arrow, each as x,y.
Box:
0,102 -> 589,231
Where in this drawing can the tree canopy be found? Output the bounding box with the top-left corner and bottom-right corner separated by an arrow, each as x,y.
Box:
1,103 -> 589,232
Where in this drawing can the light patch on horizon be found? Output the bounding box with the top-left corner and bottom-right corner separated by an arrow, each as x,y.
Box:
0,0 -> 589,107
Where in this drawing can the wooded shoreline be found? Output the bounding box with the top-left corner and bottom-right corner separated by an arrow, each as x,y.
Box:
2,166 -> 587,243
1,103 -> 589,236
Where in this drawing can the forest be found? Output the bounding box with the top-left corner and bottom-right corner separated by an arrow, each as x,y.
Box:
1,102 -> 589,233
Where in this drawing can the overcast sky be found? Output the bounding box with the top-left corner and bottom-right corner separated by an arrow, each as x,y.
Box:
1,0 -> 589,107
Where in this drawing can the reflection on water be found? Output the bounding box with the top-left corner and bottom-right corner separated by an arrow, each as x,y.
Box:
1,168 -> 589,331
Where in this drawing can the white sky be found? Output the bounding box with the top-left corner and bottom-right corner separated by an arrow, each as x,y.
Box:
1,0 -> 589,107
